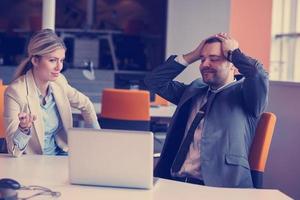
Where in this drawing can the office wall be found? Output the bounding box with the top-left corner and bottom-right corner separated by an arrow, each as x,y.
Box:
167,0 -> 272,83
166,0 -> 231,83
230,0 -> 272,69
265,81 -> 300,200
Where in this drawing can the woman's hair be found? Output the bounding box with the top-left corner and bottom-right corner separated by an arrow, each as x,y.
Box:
13,29 -> 66,80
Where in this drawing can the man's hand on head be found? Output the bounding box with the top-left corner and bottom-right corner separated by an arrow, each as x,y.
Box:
216,33 -> 239,59
183,35 -> 215,65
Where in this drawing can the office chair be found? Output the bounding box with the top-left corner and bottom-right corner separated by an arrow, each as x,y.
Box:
249,112 -> 277,188
0,84 -> 7,153
151,94 -> 169,107
99,88 -> 150,131
150,94 -> 170,135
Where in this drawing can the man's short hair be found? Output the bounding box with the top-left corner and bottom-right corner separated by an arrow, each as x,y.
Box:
204,37 -> 222,44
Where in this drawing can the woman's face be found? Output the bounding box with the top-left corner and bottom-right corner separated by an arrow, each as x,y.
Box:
32,48 -> 65,82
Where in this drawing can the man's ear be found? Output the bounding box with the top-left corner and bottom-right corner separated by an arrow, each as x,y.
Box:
229,63 -> 239,75
233,66 -> 240,75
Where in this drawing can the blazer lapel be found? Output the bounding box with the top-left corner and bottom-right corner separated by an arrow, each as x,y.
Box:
178,86 -> 209,108
51,82 -> 72,131
25,70 -> 44,151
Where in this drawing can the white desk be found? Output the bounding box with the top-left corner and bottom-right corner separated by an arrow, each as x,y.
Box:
0,154 -> 291,200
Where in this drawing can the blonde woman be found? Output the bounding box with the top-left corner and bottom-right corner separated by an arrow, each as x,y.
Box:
4,29 -> 100,157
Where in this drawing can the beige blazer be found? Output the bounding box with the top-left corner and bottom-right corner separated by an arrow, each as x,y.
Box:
4,70 -> 98,157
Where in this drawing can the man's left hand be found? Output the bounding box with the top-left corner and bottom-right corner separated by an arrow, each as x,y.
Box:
216,33 -> 239,58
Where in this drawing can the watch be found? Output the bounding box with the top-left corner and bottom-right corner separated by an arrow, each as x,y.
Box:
227,50 -> 233,62
18,125 -> 30,135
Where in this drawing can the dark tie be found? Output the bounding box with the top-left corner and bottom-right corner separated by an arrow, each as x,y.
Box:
172,91 -> 214,173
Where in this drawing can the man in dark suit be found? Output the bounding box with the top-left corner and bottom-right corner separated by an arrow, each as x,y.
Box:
144,33 -> 269,188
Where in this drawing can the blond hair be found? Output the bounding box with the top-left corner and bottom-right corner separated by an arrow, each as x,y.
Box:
13,29 -> 66,80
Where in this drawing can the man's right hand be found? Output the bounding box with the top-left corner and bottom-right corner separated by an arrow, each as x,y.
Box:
182,39 -> 206,65
183,36 -> 214,65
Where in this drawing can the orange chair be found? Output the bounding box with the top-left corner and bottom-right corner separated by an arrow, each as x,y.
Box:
249,112 -> 277,188
151,94 -> 169,106
0,85 -> 7,137
0,84 -> 7,152
99,88 -> 151,131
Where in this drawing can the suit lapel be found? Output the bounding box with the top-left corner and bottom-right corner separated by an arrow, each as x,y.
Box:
178,86 -> 208,108
51,82 -> 72,131
25,70 -> 44,151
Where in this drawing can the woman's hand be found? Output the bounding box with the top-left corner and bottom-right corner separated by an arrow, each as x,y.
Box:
18,112 -> 36,133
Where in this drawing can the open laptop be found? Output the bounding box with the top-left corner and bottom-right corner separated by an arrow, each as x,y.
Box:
67,128 -> 154,189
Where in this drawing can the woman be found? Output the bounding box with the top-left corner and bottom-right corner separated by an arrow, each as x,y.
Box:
4,29 -> 100,157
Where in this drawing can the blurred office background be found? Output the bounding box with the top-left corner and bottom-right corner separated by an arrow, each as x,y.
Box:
0,0 -> 300,199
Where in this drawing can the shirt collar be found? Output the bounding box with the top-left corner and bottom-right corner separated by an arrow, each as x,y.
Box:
36,84 -> 53,100
209,78 -> 237,93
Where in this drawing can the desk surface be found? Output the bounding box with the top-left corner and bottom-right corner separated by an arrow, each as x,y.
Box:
0,154 -> 291,200
72,103 -> 176,118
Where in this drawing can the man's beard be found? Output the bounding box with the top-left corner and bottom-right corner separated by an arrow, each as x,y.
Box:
201,67 -> 217,83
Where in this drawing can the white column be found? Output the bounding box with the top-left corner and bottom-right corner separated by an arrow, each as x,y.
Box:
42,0 -> 56,30
87,0 -> 95,29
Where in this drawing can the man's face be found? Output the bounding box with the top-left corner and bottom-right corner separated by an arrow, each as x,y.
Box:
199,42 -> 234,89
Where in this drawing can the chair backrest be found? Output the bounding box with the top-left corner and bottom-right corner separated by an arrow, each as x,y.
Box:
0,84 -> 7,138
151,94 -> 169,106
100,88 -> 150,131
0,85 -> 8,153
249,112 -> 277,188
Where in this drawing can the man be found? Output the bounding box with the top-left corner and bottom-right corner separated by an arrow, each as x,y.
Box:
144,33 -> 269,188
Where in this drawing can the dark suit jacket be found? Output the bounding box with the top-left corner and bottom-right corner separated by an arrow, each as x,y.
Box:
144,49 -> 269,188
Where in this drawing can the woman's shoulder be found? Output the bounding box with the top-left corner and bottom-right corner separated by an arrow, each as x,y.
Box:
7,76 -> 26,90
51,73 -> 70,92
5,76 -> 27,97
54,73 -> 68,85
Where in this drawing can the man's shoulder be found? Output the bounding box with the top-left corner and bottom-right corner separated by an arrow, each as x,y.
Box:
182,79 -> 208,95
163,55 -> 186,68
190,78 -> 207,88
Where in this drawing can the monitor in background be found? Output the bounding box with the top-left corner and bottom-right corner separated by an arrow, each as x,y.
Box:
114,72 -> 155,101
114,34 -> 146,71
114,72 -> 147,90
63,37 -> 74,66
